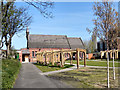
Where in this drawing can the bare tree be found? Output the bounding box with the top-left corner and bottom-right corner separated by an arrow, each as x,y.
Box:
4,3 -> 32,56
24,0 -> 54,18
87,1 -> 119,48
86,0 -> 119,88
0,0 -> 54,56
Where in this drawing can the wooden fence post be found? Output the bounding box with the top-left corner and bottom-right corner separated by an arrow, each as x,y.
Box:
52,51 -> 54,66
40,53 -> 42,63
58,53 -> 60,62
61,49 -> 64,67
76,48 -> 79,69
50,53 -> 51,64
100,51 -> 102,59
42,53 -> 44,63
84,51 -> 86,67
110,51 -> 112,59
40,53 -> 41,62
55,54 -> 57,63
39,53 -> 40,63
116,50 -> 118,59
48,54 -> 50,64
115,51 -> 116,59
45,53 -> 47,65
70,52 -> 73,65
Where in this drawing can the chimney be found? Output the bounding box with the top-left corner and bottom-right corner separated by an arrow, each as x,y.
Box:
26,27 -> 29,49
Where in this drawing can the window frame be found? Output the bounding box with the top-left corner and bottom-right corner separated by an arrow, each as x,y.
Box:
32,51 -> 34,58
35,51 -> 37,57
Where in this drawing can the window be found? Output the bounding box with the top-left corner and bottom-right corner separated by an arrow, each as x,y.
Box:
35,51 -> 37,57
32,51 -> 34,58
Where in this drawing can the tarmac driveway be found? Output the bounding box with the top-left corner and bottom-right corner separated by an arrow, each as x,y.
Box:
14,63 -> 72,88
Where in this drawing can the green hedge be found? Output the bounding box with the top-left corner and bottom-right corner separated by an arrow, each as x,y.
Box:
2,59 -> 21,89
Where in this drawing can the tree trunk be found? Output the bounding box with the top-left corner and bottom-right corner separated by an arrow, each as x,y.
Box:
5,38 -> 11,58
9,36 -> 12,50
7,44 -> 10,56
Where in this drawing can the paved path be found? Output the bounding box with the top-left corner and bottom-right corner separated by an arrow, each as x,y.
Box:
40,66 -> 76,75
14,63 -> 72,88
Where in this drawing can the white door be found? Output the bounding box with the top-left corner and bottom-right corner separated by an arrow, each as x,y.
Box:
25,55 -> 29,63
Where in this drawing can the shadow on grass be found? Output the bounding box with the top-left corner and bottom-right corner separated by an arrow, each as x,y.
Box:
33,63 -> 47,66
47,75 -> 80,82
60,72 -> 90,76
49,65 -> 60,68
80,70 -> 103,73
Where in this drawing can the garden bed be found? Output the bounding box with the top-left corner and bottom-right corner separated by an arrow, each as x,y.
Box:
34,63 -> 74,72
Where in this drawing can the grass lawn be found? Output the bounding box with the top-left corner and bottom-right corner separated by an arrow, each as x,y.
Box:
47,67 -> 119,88
34,63 -> 74,72
2,59 -> 21,89
89,59 -> 120,61
65,60 -> 120,67
0,60 -> 2,88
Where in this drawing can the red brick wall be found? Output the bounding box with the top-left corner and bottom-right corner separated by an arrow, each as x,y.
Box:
88,53 -> 93,59
19,51 -> 22,62
19,48 -> 28,63
19,48 -> 70,63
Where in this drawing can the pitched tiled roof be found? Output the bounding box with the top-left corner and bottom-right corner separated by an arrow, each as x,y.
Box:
28,34 -> 84,49
28,35 -> 70,49
67,37 -> 85,49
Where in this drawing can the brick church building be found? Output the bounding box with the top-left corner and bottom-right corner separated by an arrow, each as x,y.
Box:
19,28 -> 85,63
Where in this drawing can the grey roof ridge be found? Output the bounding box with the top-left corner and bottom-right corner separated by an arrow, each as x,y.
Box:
29,34 -> 66,37
79,37 -> 85,48
67,37 -> 80,39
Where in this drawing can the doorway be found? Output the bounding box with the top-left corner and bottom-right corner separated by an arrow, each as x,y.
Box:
118,52 -> 120,59
22,54 -> 30,63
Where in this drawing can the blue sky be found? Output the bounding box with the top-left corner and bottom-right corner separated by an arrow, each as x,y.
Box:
2,2 -> 118,49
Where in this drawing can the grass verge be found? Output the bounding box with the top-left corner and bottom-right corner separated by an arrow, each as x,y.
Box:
48,67 -> 119,88
2,59 -> 21,89
66,60 -> 120,67
34,63 -> 74,72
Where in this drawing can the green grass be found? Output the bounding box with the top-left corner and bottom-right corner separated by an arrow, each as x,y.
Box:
0,60 -> 2,88
66,60 -> 120,67
2,59 -> 21,89
48,67 -> 119,88
91,59 -> 120,61
34,63 -> 74,72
